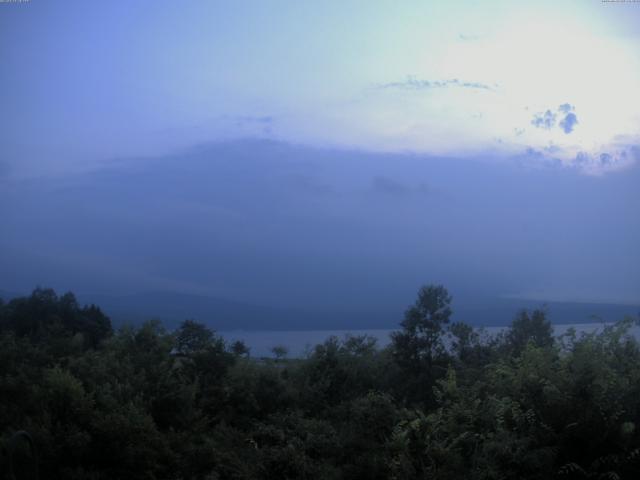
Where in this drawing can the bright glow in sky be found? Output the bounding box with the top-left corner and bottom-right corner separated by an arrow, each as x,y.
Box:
1,0 -> 639,177
1,1 -> 640,310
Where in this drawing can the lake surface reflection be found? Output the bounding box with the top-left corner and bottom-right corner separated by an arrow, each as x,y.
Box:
220,322 -> 640,358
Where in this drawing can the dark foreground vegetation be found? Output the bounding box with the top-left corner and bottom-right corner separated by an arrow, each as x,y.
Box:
1,286 -> 640,479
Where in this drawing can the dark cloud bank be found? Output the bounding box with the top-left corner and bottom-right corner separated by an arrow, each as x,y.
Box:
1,140 -> 639,329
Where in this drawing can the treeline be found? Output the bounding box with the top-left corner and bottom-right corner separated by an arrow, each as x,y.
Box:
1,286 -> 639,479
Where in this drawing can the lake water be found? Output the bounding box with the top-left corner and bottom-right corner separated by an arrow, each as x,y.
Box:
220,322 -> 640,358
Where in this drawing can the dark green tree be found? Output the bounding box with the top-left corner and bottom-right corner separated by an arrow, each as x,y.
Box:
0,288 -> 111,348
390,284 -> 453,405
271,345 -> 288,361
231,339 -> 250,357
506,308 -> 554,355
391,285 -> 452,370
174,319 -> 215,356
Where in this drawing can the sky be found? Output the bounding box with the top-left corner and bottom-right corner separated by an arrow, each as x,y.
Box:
1,1 -> 639,317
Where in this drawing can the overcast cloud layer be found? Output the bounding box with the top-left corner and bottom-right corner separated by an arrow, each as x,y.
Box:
2,140 -> 639,312
1,1 -> 639,318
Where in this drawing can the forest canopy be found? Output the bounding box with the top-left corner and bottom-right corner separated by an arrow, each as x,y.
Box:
1,286 -> 639,479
